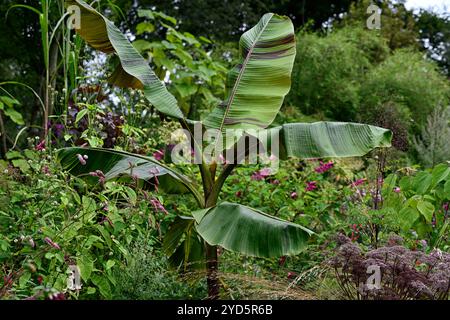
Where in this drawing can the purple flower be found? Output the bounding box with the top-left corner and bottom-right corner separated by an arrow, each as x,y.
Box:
306,181 -> 317,192
290,191 -> 298,200
443,203 -> 449,212
153,149 -> 164,161
271,179 -> 280,185
314,160 -> 334,173
393,187 -> 401,193
44,237 -> 60,250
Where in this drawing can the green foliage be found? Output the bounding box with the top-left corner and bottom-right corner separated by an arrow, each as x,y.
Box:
382,164 -> 450,248
360,49 -> 450,133
287,26 -> 388,120
0,147 -> 173,299
132,9 -> 227,119
112,242 -> 206,299
412,107 -> 450,168
0,95 -> 24,125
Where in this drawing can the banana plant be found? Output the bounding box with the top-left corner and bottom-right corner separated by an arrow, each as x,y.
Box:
58,0 -> 392,299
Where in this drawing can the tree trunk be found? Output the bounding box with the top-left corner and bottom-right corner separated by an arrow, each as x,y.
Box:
206,243 -> 219,300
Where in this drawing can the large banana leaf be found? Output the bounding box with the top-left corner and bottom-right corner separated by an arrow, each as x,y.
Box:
163,216 -> 205,271
260,121 -> 392,160
203,13 -> 296,132
56,147 -> 202,202
193,202 -> 313,258
66,0 -> 184,119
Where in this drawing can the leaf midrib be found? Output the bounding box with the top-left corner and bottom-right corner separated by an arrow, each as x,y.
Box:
217,14 -> 273,134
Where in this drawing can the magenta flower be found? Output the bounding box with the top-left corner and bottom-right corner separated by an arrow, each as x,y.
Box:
44,237 -> 60,250
352,178 -> 367,187
150,198 -> 168,214
251,168 -> 272,181
271,179 -> 280,185
314,160 -> 334,173
41,165 -> 50,175
35,140 -> 46,151
306,181 -> 317,192
393,187 -> 401,193
443,203 -> 449,211
153,149 -> 164,161
290,191 -> 298,200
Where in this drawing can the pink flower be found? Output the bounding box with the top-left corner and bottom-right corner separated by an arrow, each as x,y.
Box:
89,170 -> 106,184
35,140 -> 46,151
271,179 -> 280,185
443,202 -> 449,212
352,178 -> 367,187
150,198 -> 168,214
393,187 -> 401,193
153,149 -> 164,161
290,191 -> 298,200
306,181 -> 317,192
76,154 -> 86,165
44,237 -> 60,250
287,271 -> 297,279
314,160 -> 334,173
251,168 -> 272,181
41,165 -> 50,175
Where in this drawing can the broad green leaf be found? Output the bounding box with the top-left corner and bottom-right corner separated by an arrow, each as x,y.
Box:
445,180 -> 450,198
416,200 -> 434,222
105,260 -> 115,270
0,96 -> 20,107
166,218 -> 205,271
3,108 -> 24,125
162,216 -> 194,256
11,159 -> 30,173
77,255 -> 94,282
413,171 -> 432,194
56,147 -> 201,202
398,207 -> 420,230
431,164 -> 450,187
399,176 -> 412,192
195,202 -> 313,258
382,174 -> 397,196
263,122 -> 391,160
136,22 -> 155,35
5,150 -> 22,160
203,13 -> 296,132
91,274 -> 112,299
66,0 -> 184,119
